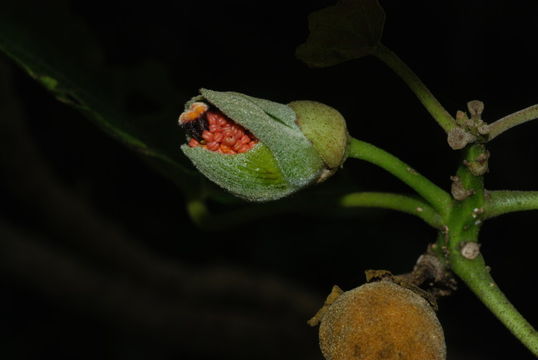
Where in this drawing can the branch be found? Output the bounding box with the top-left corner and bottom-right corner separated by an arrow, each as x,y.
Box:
450,253 -> 538,356
487,105 -> 538,141
441,145 -> 538,356
339,192 -> 443,228
484,190 -> 538,219
348,137 -> 453,217
373,43 -> 457,134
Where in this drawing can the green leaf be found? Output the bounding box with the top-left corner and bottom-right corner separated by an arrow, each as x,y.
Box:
0,2 -> 198,192
296,0 -> 385,68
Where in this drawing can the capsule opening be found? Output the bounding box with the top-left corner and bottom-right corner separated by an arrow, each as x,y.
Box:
179,102 -> 258,155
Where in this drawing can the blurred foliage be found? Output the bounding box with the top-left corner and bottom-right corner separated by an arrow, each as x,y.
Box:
0,1 -> 200,194
296,0 -> 385,67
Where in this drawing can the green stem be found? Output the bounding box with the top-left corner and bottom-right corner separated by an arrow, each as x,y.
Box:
487,104 -> 538,141
484,190 -> 538,219
340,192 -> 443,228
373,43 -> 456,134
348,137 -> 452,217
439,144 -> 538,355
451,255 -> 538,355
188,191 -> 443,230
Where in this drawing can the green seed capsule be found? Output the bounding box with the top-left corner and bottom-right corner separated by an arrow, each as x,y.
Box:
289,100 -> 349,182
179,89 -> 349,201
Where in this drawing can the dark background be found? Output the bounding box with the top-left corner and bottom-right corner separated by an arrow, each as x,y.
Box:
1,1 -> 537,359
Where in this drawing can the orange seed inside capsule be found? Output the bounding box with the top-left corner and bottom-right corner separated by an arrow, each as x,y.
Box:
187,110 -> 258,154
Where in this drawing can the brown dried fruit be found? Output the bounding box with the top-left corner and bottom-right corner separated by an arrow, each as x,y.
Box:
317,281 -> 446,360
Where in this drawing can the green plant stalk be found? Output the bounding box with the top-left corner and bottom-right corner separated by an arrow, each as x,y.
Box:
484,190 -> 538,219
348,137 -> 452,217
340,192 -> 443,228
373,44 -> 456,134
188,191 -> 442,230
451,255 -> 538,355
487,104 -> 538,140
438,144 -> 538,355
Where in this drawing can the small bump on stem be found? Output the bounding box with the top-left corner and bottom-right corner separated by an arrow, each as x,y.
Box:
460,242 -> 481,260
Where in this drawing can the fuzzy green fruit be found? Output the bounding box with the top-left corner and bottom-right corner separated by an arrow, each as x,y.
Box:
179,89 -> 349,201
289,100 -> 349,182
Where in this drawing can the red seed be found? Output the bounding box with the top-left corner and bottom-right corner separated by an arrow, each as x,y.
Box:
185,110 -> 258,154
232,141 -> 243,151
188,138 -> 200,147
237,144 -> 250,153
222,129 -> 234,138
239,135 -> 250,144
223,136 -> 236,147
202,130 -> 214,142
206,141 -> 219,151
207,112 -> 218,124
213,132 -> 224,142
220,144 -> 232,153
209,124 -> 218,132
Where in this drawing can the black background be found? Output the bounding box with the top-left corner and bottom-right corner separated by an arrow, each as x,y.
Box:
1,1 -> 538,359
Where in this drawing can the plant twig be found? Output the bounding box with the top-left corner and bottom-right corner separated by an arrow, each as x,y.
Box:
450,254 -> 538,356
373,43 -> 457,134
348,137 -> 453,217
484,190 -> 538,219
339,192 -> 443,228
440,144 -> 538,356
487,105 -> 538,141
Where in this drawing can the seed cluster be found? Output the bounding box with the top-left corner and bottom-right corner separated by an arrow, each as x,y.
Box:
188,111 -> 258,154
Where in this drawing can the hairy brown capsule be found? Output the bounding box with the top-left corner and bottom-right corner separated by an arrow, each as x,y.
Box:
315,281 -> 446,360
